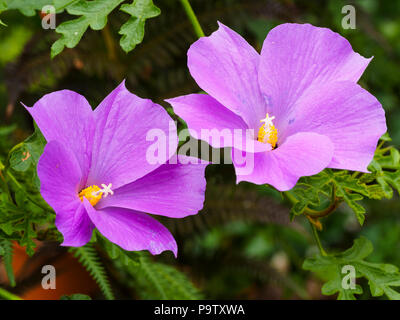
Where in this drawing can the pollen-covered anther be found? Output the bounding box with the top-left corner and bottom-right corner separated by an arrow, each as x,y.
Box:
78,183 -> 113,206
257,113 -> 278,148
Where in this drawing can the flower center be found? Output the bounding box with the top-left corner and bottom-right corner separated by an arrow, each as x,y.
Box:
257,113 -> 278,148
78,183 -> 114,206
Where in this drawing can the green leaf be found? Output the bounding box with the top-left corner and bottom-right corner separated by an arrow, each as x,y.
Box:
7,125 -> 45,192
119,0 -> 161,53
0,0 -> 7,26
289,169 -> 368,225
380,132 -> 392,142
303,237 -> 400,300
51,0 -> 124,57
8,125 -> 45,173
364,147 -> 400,200
331,171 -> 368,225
54,0 -> 79,12
357,261 -> 400,299
289,136 -> 400,224
5,0 -> 49,17
1,125 -> 55,254
0,187 -> 51,256
60,293 -> 92,300
288,173 -> 332,218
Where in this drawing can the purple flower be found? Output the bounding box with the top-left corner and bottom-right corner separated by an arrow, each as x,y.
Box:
166,23 -> 387,191
24,81 -> 207,256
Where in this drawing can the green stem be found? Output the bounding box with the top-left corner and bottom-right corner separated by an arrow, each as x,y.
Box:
377,140 -> 386,151
0,287 -> 22,300
283,190 -> 298,205
310,222 -> 328,256
305,185 -> 339,218
102,24 -> 117,61
284,186 -> 339,219
179,0 -> 205,38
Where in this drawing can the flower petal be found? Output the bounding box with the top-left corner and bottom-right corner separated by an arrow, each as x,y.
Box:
97,156 -> 207,218
188,22 -> 266,129
37,141 -> 93,246
259,23 -> 372,132
24,90 -> 95,181
232,132 -> 334,191
166,94 -> 271,152
83,199 -> 177,256
282,81 -> 386,172
87,81 -> 177,189
57,203 -> 94,247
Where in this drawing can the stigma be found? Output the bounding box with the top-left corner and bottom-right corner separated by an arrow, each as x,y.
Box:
257,113 -> 278,148
79,183 -> 114,206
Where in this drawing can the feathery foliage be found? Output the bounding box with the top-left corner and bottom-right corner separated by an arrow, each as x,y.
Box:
69,244 -> 115,300
0,238 -> 15,286
99,236 -> 202,300
131,254 -> 203,300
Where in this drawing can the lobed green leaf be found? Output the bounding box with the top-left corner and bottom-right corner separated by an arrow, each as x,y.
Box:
119,0 -> 161,53
51,0 -> 124,57
303,237 -> 400,300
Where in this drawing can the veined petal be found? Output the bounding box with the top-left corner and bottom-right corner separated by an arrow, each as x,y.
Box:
232,132 -> 334,191
97,156 -> 208,218
282,81 -> 387,172
83,199 -> 177,257
166,94 -> 271,153
259,23 -> 372,133
37,141 -> 93,246
87,81 -> 177,189
24,90 -> 95,182
56,203 -> 94,247
188,22 -> 266,129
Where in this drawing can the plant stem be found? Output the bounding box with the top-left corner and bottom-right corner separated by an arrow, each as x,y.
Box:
0,287 -> 22,300
179,0 -> 205,38
102,24 -> 117,61
305,185 -> 339,218
283,190 -> 298,204
310,222 -> 328,256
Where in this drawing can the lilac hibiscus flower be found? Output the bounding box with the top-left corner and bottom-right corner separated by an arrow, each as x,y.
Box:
24,81 -> 207,256
166,23 -> 387,191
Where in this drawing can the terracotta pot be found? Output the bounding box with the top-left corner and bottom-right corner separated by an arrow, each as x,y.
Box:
0,242 -> 99,300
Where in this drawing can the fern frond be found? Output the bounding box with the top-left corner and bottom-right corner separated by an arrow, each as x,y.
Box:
69,244 -> 114,300
132,255 -> 203,300
0,239 -> 15,287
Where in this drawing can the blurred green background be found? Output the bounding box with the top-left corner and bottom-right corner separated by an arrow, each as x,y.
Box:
0,0 -> 399,299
